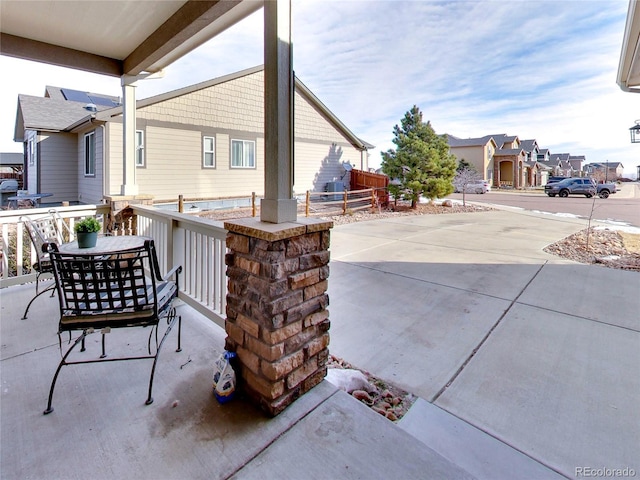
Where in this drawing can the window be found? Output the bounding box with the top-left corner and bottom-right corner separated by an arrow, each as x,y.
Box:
203,136 -> 215,168
84,131 -> 95,176
231,139 -> 255,168
135,130 -> 145,167
28,137 -> 36,166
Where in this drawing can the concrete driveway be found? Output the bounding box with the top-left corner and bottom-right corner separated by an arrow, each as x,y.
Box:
327,208 -> 640,479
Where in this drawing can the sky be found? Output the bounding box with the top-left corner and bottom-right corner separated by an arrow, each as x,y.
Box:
1,0 -> 639,176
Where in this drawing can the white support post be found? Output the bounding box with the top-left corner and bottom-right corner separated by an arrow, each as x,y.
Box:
121,76 -> 139,196
260,0 -> 297,224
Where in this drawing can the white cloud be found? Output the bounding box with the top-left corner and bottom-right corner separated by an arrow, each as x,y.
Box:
1,0 -> 638,176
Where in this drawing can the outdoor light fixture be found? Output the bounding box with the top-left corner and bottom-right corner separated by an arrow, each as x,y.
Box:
629,120 -> 640,143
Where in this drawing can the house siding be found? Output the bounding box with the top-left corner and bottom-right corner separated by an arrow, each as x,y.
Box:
142,127 -> 263,200
293,141 -> 359,194
449,144 -> 494,182
109,69 -> 364,200
106,122 -> 123,196
77,127 -> 105,205
293,92 -> 362,192
25,130 -> 37,194
37,131 -> 77,203
137,73 -> 264,131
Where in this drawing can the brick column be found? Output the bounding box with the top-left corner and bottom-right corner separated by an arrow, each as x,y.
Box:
103,194 -> 153,235
224,217 -> 332,416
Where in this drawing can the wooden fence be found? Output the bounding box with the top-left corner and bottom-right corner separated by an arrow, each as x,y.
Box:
303,188 -> 379,217
350,169 -> 389,206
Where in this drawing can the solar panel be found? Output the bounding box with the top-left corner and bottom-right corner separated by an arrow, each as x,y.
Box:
61,88 -> 120,108
61,88 -> 91,103
88,94 -> 120,107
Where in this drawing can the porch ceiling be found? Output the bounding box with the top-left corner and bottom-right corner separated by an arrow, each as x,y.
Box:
618,0 -> 640,92
0,0 -> 262,77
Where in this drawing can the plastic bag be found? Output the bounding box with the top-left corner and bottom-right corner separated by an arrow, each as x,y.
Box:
212,351 -> 237,404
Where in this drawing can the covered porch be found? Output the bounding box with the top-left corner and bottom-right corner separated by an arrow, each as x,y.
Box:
2,0 -> 334,416
1,279 -> 467,479
0,203 -> 469,479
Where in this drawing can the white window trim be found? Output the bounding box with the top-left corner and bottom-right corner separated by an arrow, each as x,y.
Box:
231,139 -> 256,169
29,136 -> 36,166
135,130 -> 145,167
203,136 -> 216,168
84,131 -> 95,176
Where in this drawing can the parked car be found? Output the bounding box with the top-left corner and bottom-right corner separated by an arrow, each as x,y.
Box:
544,178 -> 616,198
547,176 -> 567,184
454,180 -> 491,194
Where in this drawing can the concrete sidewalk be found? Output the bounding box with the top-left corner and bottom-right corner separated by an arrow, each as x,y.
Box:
328,208 -> 640,479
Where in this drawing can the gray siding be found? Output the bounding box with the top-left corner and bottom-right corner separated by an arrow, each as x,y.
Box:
77,126 -> 105,204
38,131 -> 78,203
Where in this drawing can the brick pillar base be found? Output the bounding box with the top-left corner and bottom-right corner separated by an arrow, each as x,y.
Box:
103,194 -> 153,235
224,217 -> 332,416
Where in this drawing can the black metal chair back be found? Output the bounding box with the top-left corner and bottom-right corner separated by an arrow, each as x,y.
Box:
43,238 -> 182,414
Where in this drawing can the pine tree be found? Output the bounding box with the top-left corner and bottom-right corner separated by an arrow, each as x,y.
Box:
381,105 -> 456,208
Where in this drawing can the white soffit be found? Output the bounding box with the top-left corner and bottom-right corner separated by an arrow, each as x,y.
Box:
0,0 -> 263,76
618,0 -> 640,91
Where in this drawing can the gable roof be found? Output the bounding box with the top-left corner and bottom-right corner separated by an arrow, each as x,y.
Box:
548,153 -> 570,162
14,66 -> 372,151
446,134 -> 496,148
14,94 -> 93,142
98,65 -> 372,151
488,134 -> 518,149
520,139 -> 539,152
586,162 -> 624,169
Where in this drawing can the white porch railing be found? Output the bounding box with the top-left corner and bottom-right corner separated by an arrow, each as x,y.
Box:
1,204 -> 228,329
0,204 -> 110,288
131,205 -> 228,329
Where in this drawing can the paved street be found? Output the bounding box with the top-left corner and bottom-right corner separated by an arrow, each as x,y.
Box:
448,182 -> 640,227
328,208 -> 640,479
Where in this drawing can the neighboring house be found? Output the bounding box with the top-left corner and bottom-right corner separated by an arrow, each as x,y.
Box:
446,134 -> 497,183
489,134 -> 527,188
519,139 -> 540,163
520,139 -> 542,187
537,148 -> 551,163
583,162 -> 624,180
546,153 -> 576,177
13,65 -> 372,205
568,155 -> 585,172
0,152 -> 24,182
448,133 -> 538,188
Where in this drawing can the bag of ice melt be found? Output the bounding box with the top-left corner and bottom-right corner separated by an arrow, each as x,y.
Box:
212,351 -> 237,404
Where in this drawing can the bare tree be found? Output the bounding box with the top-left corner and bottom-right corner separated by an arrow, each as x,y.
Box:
453,167 -> 481,206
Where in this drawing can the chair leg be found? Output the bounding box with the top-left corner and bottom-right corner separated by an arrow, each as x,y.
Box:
21,283 -> 55,320
176,314 -> 182,353
44,332 -> 87,415
100,333 -> 107,358
145,314 -> 181,406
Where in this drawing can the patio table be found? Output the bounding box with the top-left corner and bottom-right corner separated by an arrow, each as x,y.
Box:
58,235 -> 150,255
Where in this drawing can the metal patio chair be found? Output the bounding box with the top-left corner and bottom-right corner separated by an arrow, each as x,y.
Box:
43,239 -> 182,414
19,210 -> 71,319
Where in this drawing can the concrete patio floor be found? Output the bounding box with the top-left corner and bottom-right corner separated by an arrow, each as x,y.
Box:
1,207 -> 638,479
0,283 -> 473,480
